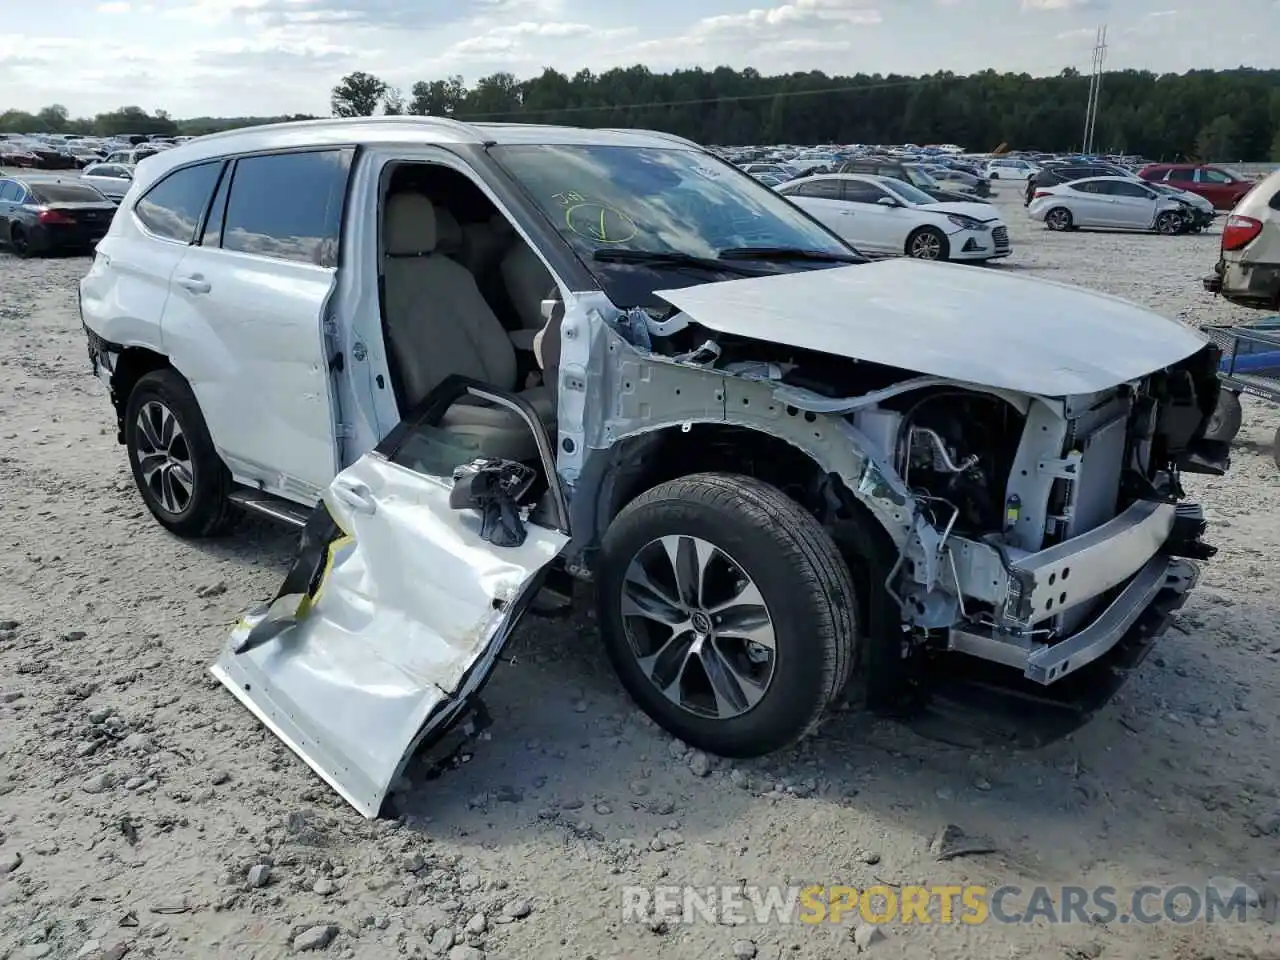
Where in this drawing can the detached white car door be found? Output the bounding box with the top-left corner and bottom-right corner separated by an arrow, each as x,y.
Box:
211,377 -> 570,819
162,149 -> 353,502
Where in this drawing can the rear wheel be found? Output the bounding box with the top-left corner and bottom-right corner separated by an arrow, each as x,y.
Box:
596,473 -> 858,757
9,224 -> 33,258
124,369 -> 235,537
1045,207 -> 1073,232
906,226 -> 949,261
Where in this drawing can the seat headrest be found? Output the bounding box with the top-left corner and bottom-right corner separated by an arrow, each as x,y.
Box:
433,205 -> 463,255
385,192 -> 437,256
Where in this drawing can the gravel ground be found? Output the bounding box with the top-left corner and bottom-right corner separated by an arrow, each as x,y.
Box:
1,179 -> 1279,960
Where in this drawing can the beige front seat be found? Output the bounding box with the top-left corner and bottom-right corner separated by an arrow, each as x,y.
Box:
382,193 -> 554,463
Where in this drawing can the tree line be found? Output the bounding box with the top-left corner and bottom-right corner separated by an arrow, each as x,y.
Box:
6,65 -> 1280,161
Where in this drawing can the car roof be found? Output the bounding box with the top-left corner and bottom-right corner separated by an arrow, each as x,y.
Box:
128,116 -> 706,195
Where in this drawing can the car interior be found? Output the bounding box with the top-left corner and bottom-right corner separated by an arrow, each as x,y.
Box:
377,162 -> 565,476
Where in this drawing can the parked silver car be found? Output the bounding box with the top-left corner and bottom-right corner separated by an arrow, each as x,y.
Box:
1029,176 -> 1188,234
80,118 -> 1225,818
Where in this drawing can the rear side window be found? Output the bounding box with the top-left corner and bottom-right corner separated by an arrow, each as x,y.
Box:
29,183 -> 106,203
1110,181 -> 1152,198
0,181 -> 17,202
219,149 -> 352,267
134,161 -> 222,243
793,179 -> 842,199
1167,168 -> 1194,183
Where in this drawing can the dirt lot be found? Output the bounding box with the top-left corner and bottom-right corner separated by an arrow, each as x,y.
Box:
1,179 -> 1279,960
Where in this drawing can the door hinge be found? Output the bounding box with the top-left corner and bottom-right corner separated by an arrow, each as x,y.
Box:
334,423 -> 354,439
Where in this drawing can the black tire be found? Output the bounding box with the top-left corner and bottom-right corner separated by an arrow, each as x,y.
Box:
9,224 -> 33,258
906,226 -> 950,261
596,473 -> 858,757
1156,211 -> 1183,235
989,172 -> 1000,180
124,368 -> 235,537
1203,390 -> 1243,443
1045,207 -> 1073,232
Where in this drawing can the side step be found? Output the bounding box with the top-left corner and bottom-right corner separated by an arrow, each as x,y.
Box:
229,489 -> 312,528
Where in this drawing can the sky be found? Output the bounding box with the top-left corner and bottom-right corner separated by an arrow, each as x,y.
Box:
2,0 -> 1278,119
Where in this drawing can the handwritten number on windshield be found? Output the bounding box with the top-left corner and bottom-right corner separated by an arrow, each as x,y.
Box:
564,202 -> 637,244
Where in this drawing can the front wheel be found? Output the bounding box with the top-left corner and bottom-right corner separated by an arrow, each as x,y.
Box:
596,473 -> 858,757
124,369 -> 235,537
1156,211 -> 1183,235
906,226 -> 949,261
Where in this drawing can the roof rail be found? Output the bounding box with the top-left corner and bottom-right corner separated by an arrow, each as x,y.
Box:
600,127 -> 704,151
189,114 -> 492,145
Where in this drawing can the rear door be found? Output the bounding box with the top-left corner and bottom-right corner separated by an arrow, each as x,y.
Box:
783,177 -> 852,237
840,178 -> 903,254
1196,167 -> 1238,210
211,377 -> 570,818
162,148 -> 353,504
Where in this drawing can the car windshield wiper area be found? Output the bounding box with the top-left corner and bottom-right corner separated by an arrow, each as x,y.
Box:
591,248 -> 765,276
717,246 -> 864,263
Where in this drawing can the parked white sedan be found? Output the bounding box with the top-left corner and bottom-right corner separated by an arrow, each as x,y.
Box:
79,162 -> 135,203
1028,176 -> 1187,234
778,173 -> 1010,262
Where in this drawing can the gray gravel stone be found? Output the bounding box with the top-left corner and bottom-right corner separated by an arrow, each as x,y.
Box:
0,850 -> 21,874
427,927 -> 455,954
247,864 -> 271,888
502,898 -> 532,920
292,924 -> 337,951
312,877 -> 336,896
853,923 -> 886,950
688,751 -> 711,777
448,947 -> 485,960
732,939 -> 758,959
82,773 -> 113,794
465,912 -> 487,935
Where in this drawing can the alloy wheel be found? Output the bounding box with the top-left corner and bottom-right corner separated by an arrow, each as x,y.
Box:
1047,209 -> 1071,231
134,400 -> 195,514
910,231 -> 943,260
619,535 -> 777,721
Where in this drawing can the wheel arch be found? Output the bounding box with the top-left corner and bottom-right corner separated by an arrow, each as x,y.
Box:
108,346 -> 172,443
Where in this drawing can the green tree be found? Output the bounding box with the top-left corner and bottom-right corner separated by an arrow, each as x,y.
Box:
1271,128 -> 1280,162
36,104 -> 69,131
408,76 -> 465,116
1196,114 -> 1238,161
383,87 -> 405,116
330,71 -> 388,118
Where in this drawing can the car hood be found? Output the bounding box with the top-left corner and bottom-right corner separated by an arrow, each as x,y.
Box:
654,258 -> 1208,396
918,200 -> 1001,221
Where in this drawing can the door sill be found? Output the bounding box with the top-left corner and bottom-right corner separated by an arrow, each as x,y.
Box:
229,488 -> 312,528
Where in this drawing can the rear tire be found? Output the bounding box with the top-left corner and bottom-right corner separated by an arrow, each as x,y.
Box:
9,224 -> 33,258
1045,207 -> 1073,232
596,473 -> 858,757
124,369 -> 235,538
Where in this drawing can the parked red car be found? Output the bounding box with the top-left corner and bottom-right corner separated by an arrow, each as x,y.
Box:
1138,163 -> 1255,211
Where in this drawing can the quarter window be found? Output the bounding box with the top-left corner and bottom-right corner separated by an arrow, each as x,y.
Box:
1167,168 -> 1194,183
134,161 -> 223,243
0,181 -> 17,202
794,179 -> 842,199
219,149 -> 352,266
1199,168 -> 1233,184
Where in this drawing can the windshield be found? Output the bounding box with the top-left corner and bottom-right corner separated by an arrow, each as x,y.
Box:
882,179 -> 937,206
903,165 -> 941,190
490,144 -> 860,309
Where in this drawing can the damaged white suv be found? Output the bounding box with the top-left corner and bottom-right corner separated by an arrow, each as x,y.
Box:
81,118 -> 1226,818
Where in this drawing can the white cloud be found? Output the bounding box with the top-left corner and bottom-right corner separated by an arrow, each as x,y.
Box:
96,1 -> 132,12
1021,0 -> 1099,9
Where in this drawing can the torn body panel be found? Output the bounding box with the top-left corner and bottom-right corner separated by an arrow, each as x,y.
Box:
211,452 -> 568,818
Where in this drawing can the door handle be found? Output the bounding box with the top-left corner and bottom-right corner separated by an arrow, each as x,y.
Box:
175,274 -> 210,294
331,481 -> 376,515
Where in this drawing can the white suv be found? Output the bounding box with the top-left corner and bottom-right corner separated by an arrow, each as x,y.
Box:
81,118 -> 1225,818
985,157 -> 1040,180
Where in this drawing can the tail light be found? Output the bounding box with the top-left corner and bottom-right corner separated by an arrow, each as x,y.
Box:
1033,190 -> 1052,199
1221,215 -> 1263,252
37,208 -> 74,225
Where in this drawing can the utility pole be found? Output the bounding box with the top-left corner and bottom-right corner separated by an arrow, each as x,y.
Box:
1082,24 -> 1108,155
